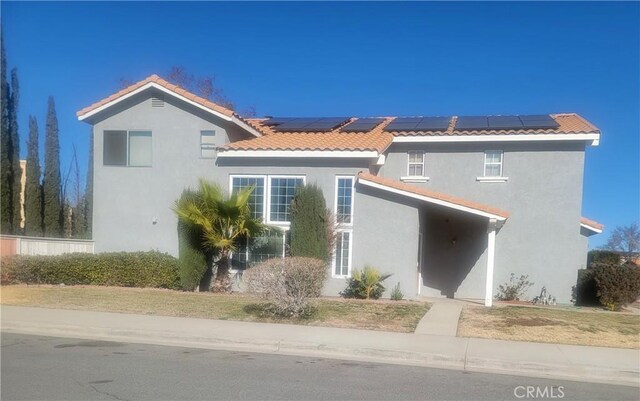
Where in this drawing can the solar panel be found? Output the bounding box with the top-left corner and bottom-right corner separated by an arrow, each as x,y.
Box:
415,117 -> 451,131
273,117 -> 350,132
341,118 -> 385,132
455,116 -> 488,130
487,116 -> 524,130
384,117 -> 423,131
263,117 -> 295,126
519,115 -> 559,129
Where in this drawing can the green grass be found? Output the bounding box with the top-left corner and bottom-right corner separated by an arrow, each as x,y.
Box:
1,285 -> 430,333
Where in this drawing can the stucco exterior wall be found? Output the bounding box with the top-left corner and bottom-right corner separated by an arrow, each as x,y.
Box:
379,142 -> 588,302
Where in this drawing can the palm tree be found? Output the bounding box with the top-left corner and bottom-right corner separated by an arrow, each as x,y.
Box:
173,179 -> 265,291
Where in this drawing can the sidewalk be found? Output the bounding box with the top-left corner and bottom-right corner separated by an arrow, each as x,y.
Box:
2,305 -> 638,387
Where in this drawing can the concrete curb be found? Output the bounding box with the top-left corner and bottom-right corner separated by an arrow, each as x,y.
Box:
2,306 -> 638,387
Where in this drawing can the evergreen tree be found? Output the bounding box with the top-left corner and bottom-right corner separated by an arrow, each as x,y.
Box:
85,129 -> 93,238
9,68 -> 21,232
0,34 -> 12,233
43,96 -> 62,237
24,116 -> 42,236
289,184 -> 330,261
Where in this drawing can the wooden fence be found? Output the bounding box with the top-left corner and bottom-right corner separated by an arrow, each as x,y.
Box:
0,235 -> 95,257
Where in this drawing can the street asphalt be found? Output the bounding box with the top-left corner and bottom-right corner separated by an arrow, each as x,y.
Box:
1,333 -> 637,401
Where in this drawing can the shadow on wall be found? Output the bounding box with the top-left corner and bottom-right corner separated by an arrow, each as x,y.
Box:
421,208 -> 487,298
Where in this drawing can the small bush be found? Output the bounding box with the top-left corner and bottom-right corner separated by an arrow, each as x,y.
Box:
390,282 -> 404,301
573,269 -> 599,306
341,266 -> 391,300
495,273 -> 534,301
587,250 -> 621,268
177,220 -> 209,291
593,262 -> 640,311
1,251 -> 180,289
244,257 -> 327,317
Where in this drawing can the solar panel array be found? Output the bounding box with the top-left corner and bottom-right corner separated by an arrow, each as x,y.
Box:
265,117 -> 350,132
384,117 -> 452,132
455,115 -> 559,130
341,118 -> 385,132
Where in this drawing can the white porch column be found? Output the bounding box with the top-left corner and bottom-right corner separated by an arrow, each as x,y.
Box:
485,218 -> 497,307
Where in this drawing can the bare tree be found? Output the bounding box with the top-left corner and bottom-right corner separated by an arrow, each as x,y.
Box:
604,223 -> 640,258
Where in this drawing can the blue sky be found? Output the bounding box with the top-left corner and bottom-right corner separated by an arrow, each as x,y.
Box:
2,1 -> 639,247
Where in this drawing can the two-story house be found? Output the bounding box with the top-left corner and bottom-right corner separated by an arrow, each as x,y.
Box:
77,74 -> 603,305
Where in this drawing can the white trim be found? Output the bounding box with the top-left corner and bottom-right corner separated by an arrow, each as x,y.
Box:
217,150 -> 380,158
485,219 -> 497,307
78,82 -> 233,122
334,175 -> 355,227
266,175 -> 306,225
374,154 -> 386,166
407,150 -> 426,178
392,133 -> 600,146
476,177 -> 508,183
332,229 -> 353,278
580,223 -> 603,234
231,115 -> 262,138
358,177 -> 507,221
483,150 -> 503,178
401,176 -> 430,183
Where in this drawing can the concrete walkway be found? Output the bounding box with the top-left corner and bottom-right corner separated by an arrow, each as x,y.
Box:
2,305 -> 639,387
414,300 -> 463,336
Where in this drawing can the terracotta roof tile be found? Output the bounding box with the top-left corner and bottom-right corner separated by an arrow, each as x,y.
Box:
358,172 -> 510,219
220,118 -> 395,153
77,74 -> 235,118
581,217 -> 604,231
390,114 -> 600,136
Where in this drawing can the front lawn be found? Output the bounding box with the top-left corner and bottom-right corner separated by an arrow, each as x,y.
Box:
458,305 -> 640,349
0,285 -> 429,333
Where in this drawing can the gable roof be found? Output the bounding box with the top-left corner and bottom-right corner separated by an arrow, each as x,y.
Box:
76,74 -> 262,138
357,172 -> 510,220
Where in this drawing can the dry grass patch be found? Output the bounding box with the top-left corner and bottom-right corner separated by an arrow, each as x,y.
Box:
0,285 -> 429,333
458,305 -> 640,349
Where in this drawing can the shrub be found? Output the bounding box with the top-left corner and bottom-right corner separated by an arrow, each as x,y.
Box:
593,262 -> 640,311
244,257 -> 327,317
289,184 -> 331,261
341,266 -> 391,300
177,219 -> 209,291
390,282 -> 404,301
495,273 -> 534,301
1,251 -> 180,289
573,269 -> 599,306
587,250 -> 621,268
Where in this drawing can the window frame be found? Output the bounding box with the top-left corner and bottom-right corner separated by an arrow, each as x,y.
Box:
334,175 -> 355,227
103,129 -> 152,167
200,130 -> 216,158
406,151 -> 426,177
483,150 -> 504,177
266,175 -> 306,226
229,174 -> 268,221
332,229 -> 353,278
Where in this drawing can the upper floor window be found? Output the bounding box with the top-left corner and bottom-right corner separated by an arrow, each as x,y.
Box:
231,176 -> 266,220
407,151 -> 425,177
269,176 -> 305,223
335,176 -> 354,225
484,150 -> 503,177
104,130 -> 152,167
200,130 -> 216,158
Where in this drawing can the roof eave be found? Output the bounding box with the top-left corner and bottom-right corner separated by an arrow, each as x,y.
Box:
217,149 -> 380,158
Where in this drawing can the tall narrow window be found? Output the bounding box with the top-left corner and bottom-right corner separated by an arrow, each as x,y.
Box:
269,177 -> 304,223
128,131 -> 152,167
408,151 -> 425,177
200,130 -> 216,158
335,177 -> 354,224
334,230 -> 352,277
484,150 -> 503,177
231,176 -> 265,220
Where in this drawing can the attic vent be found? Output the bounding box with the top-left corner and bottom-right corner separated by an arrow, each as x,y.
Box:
151,97 -> 165,107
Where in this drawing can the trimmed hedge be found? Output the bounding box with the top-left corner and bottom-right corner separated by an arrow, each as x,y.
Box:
1,251 -> 180,289
593,262 -> 640,311
574,269 -> 599,306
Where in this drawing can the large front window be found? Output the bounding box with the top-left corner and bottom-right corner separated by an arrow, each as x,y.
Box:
231,176 -> 265,219
103,130 -> 152,167
269,177 -> 305,223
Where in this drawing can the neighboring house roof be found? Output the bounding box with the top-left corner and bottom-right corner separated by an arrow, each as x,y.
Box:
357,172 -> 510,221
581,217 -> 604,234
76,74 -> 262,137
218,117 -> 394,157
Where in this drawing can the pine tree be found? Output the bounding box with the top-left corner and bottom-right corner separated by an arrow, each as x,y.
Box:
24,115 -> 42,236
43,96 -> 62,237
289,184 -> 330,261
0,34 -> 12,233
85,129 -> 93,238
9,68 -> 21,232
